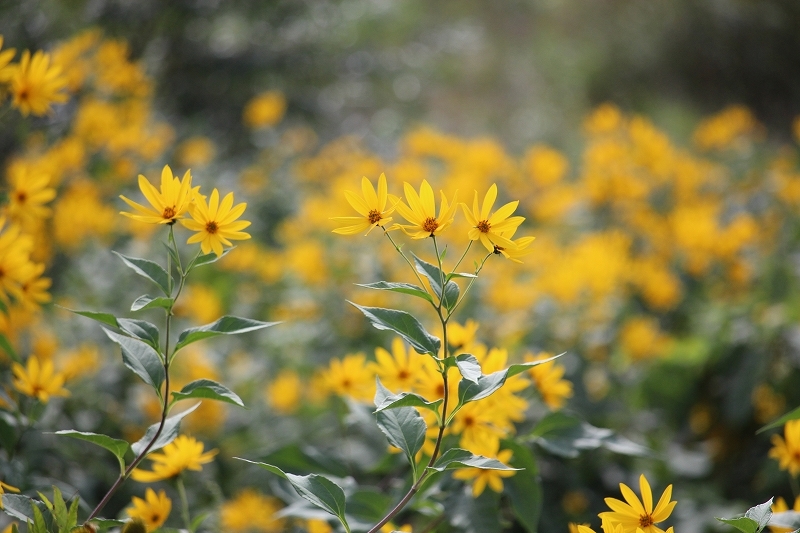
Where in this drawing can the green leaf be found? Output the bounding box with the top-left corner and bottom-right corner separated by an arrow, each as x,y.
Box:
90,518 -> 126,531
375,405 -> 426,471
455,354 -> 481,384
131,295 -> 174,312
31,503 -> 48,533
356,281 -> 433,304
374,391 -> 442,415
174,316 -> 279,353
0,332 -> 19,363
235,459 -> 349,529
349,302 -> 441,356
68,498 -> 79,533
503,440 -> 542,533
446,271 -> 477,281
117,319 -> 160,350
428,448 -> 520,472
458,354 -> 564,406
171,379 -> 245,408
412,253 -> 445,298
442,280 -> 459,311
53,431 -> 131,473
113,252 -> 173,296
745,499 -> 774,532
131,403 -> 200,456
345,490 -> 392,522
189,247 -> 233,269
531,415 -> 650,458
529,411 -> 581,438
68,309 -> 120,329
758,405 -> 800,434
104,329 -> 164,392
716,517 -> 759,533
1,495 -> 48,523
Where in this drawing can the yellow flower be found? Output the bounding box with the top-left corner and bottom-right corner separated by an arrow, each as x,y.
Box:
599,474 -> 676,533
323,353 -> 375,403
181,189 -> 251,257
452,443 -> 515,497
243,90 -> 287,128
126,488 -> 171,532
493,226 -> 536,264
306,519 -> 333,533
526,352 -> 572,410
265,369 -> 302,415
769,420 -> 800,477
10,49 -> 68,116
369,337 -> 426,393
131,435 -> 218,482
6,163 -> 56,227
12,356 -> 69,403
393,180 -> 458,239
331,173 -> 395,235
770,496 -> 800,533
448,319 -> 479,353
0,36 -> 16,83
120,165 -> 196,225
461,184 -> 525,252
220,489 -> 285,533
0,480 -> 20,509
175,136 -> 216,168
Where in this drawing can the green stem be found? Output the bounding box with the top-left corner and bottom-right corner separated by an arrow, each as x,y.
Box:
176,475 -> 192,531
383,229 -> 429,294
432,236 -> 448,310
451,241 -> 473,273
447,252 -> 492,317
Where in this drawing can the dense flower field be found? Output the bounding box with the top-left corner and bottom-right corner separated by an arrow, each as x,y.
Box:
2,28 -> 800,533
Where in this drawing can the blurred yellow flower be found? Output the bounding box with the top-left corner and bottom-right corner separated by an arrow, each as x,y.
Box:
131,435 -> 218,482
370,337 -> 425,393
323,353 -> 375,403
220,489 -> 285,533
265,369 -> 302,415
331,173 -> 395,235
182,188 -> 251,257
770,419 -> 800,477
461,183 -> 525,253
526,352 -> 572,410
0,36 -> 16,83
448,320 -> 479,353
120,165 -> 196,225
243,90 -> 287,128
58,343 -> 101,382
306,519 -> 333,533
393,180 -> 458,239
10,49 -> 68,116
175,136 -> 216,168
619,317 -> 671,361
126,488 -> 171,532
5,163 -> 55,227
12,356 -> 69,403
452,442 -> 515,497
599,474 -> 676,533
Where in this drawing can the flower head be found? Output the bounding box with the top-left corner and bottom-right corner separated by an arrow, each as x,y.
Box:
120,166 -> 196,225
392,180 -> 458,238
331,173 -> 395,235
526,352 -> 573,410
131,435 -> 218,482
461,184 -> 525,252
126,488 -> 171,532
10,49 -> 68,116
220,489 -> 285,533
181,188 -> 251,256
770,419 -> 800,476
12,356 -> 69,403
0,36 -> 16,83
493,226 -> 535,264
599,474 -> 676,533
6,163 -> 56,227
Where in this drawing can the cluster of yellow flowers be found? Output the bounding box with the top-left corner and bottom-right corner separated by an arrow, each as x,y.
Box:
0,36 -> 68,117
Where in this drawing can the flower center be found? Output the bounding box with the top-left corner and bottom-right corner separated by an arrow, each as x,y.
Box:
17,87 -> 30,102
422,217 -> 439,234
368,209 -> 382,224
639,514 -> 654,528
477,220 -> 491,233
398,369 -> 410,380
162,206 -> 176,220
14,191 -> 27,204
493,244 -> 504,255
205,221 -> 219,234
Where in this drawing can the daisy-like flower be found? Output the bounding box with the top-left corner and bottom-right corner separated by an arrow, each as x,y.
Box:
120,166 -> 196,225
12,356 -> 70,403
126,488 -> 171,532
392,180 -> 458,239
6,163 -> 56,227
10,50 -> 68,116
493,226 -> 536,264
131,435 -> 218,482
599,474 -> 677,533
331,173 -> 395,235
0,36 -> 16,83
769,419 -> 800,476
181,188 -> 251,257
526,352 -> 573,410
461,183 -> 525,252
369,337 -> 426,393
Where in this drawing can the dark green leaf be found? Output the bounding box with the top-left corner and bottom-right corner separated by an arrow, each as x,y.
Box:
171,379 -> 245,408
455,354 -> 481,384
117,319 -> 160,349
758,405 -> 800,434
53,431 -> 131,464
131,295 -> 174,312
1,495 -> 48,523
189,247 -> 233,269
346,490 -> 392,522
503,440 -> 542,533
174,316 -> 279,353
529,411 -> 581,438
458,354 -> 564,406
0,415 -> 15,453
716,517 -> 759,533
67,309 -> 119,329
376,406 -> 426,469
429,448 -> 519,472
374,391 -> 442,415
412,253 -> 445,298
235,460 -> 348,527
446,271 -> 477,281
442,280 -> 459,311
113,252 -> 172,296
745,499 -> 774,532
532,417 -> 650,458
349,302 -> 441,356
104,329 -> 164,391
131,403 -> 200,456
356,281 -> 433,304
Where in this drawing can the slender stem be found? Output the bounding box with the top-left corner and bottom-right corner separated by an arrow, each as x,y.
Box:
383,229 -> 429,292
432,237 -> 448,310
447,252 -> 492,318
451,241 -> 472,273
176,475 -> 192,531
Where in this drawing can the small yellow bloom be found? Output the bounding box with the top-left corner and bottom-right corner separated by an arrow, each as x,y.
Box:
461,183 -> 525,252
10,49 -> 68,116
265,369 -> 302,415
392,180 -> 458,239
126,488 -> 171,532
181,189 -> 251,257
12,356 -> 69,403
306,519 -> 333,533
369,337 -> 426,393
5,163 -> 56,227
220,489 -> 285,533
243,90 -> 287,128
131,435 -> 218,482
770,419 -> 800,477
120,166 -> 196,225
331,173 -> 395,235
323,353 -> 375,403
526,352 -> 572,410
448,319 -> 479,352
493,226 -> 535,264
599,474 -> 676,533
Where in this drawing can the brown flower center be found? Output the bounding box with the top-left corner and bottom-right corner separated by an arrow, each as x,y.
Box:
205,221 -> 219,234
368,209 -> 382,224
639,514 -> 654,528
162,206 -> 176,220
17,87 -> 29,102
14,191 -> 27,204
477,220 -> 491,233
422,217 -> 439,234
397,369 -> 410,380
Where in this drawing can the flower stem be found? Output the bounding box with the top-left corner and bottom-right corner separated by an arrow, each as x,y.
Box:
383,229 -> 429,294
177,475 -> 192,531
